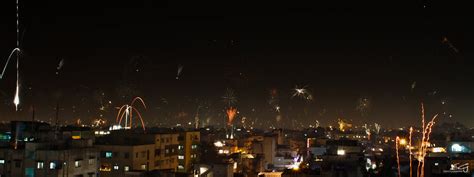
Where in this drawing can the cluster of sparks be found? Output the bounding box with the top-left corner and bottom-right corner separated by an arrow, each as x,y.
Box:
356,97 -> 370,117
337,118 -> 352,132
268,88 -> 280,113
395,104 -> 437,177
292,85 -> 312,101
116,97 -> 147,131
92,118 -> 106,127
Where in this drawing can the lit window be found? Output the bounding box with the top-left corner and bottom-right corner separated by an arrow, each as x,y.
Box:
178,155 -> 184,160
178,165 -> 184,169
37,161 -> 44,169
113,165 -> 119,170
49,162 -> 57,169
124,166 -> 130,172
0,159 -> 4,164
451,143 -> 464,152
88,158 -> 95,165
141,164 -> 147,170
105,152 -> 113,158
74,160 -> 82,168
178,145 -> 183,150
99,164 -> 111,172
192,145 -> 198,149
165,149 -> 169,154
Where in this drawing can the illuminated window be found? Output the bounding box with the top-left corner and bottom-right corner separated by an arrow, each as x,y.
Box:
37,161 -> 44,169
49,162 -> 57,169
178,145 -> 183,150
105,152 -> 113,158
178,165 -> 184,170
74,160 -> 82,168
88,158 -> 95,165
165,149 -> 169,154
99,164 -> 111,172
178,155 -> 184,160
0,159 -> 4,164
192,145 -> 198,149
124,166 -> 130,172
141,164 -> 147,170
452,144 -> 462,152
113,165 -> 119,170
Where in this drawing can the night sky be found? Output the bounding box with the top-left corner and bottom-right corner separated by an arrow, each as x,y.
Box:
0,0 -> 473,128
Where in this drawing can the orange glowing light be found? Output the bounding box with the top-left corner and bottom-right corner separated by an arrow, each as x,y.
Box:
116,97 -> 147,131
226,107 -> 237,125
396,136 -> 401,177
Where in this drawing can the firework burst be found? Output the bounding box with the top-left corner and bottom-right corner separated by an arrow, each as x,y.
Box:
222,88 -> 237,107
356,97 -> 370,117
292,85 -> 312,101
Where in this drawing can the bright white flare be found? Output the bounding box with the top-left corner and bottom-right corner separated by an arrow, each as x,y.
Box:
14,85 -> 20,110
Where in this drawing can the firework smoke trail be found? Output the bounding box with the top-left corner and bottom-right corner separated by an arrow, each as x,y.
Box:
176,65 -> 183,79
226,107 -> 237,125
409,127 -> 413,177
396,136 -> 401,177
56,58 -> 64,75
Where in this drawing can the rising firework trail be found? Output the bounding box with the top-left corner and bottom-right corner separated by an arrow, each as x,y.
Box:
1,0 -> 22,111
420,116 -> 437,177
409,127 -> 413,177
396,136 -> 401,177
407,103 -> 437,177
116,97 -> 147,131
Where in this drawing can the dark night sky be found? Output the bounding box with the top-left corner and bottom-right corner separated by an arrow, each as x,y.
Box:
0,0 -> 473,128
